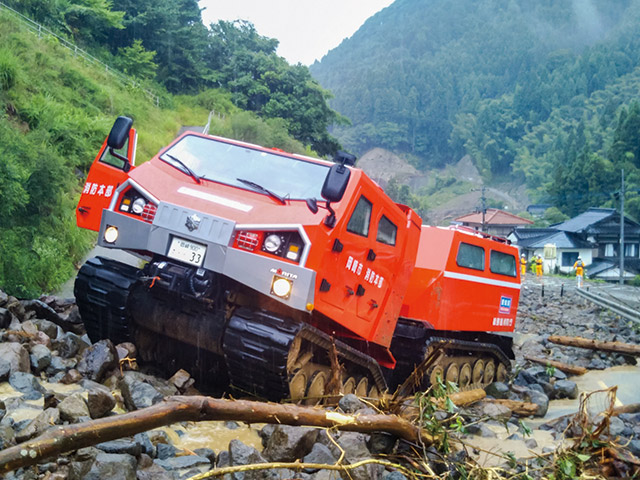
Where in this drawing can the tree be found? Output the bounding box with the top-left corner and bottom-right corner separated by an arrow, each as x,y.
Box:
113,39 -> 157,80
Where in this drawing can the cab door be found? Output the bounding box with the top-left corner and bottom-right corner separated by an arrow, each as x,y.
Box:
76,119 -> 137,231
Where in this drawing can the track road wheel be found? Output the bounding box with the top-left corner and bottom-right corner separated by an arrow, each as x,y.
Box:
484,360 -> 496,384
343,377 -> 356,395
459,362 -> 472,388
306,371 -> 327,405
430,365 -> 444,386
496,362 -> 508,383
289,370 -> 307,402
355,377 -> 368,398
368,384 -> 380,399
472,359 -> 485,385
445,363 -> 459,384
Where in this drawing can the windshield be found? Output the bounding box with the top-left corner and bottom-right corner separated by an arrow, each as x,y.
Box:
160,135 -> 330,200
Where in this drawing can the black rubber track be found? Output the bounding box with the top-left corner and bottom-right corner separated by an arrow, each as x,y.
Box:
74,256 -> 140,345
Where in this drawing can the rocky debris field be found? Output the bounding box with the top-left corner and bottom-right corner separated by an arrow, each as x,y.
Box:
0,282 -> 638,479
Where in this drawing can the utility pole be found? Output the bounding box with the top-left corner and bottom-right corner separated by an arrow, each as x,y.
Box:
619,169 -> 625,285
481,186 -> 486,233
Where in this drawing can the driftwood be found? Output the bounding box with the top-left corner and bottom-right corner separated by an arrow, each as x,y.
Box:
613,403 -> 640,416
0,395 -> 435,474
449,388 -> 486,407
524,355 -> 588,376
487,398 -> 539,417
548,335 -> 640,356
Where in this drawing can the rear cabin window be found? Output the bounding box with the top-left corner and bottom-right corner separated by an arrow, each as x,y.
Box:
346,196 -> 372,237
457,243 -> 485,270
490,250 -> 517,277
376,215 -> 397,246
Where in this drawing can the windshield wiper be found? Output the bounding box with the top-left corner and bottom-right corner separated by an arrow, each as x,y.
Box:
236,178 -> 286,205
166,154 -> 201,184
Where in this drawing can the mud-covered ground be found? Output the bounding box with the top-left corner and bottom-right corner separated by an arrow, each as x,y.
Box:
0,279 -> 638,479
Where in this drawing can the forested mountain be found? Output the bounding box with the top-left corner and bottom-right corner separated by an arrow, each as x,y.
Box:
311,0 -> 640,219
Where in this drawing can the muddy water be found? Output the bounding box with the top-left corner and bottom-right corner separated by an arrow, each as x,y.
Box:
170,421 -> 263,452
462,364 -> 639,466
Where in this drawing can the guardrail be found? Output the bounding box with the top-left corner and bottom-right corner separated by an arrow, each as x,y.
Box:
0,2 -> 159,106
576,288 -> 640,324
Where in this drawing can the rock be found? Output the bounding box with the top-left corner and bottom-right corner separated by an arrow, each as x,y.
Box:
6,296 -> 25,320
95,440 -> 143,456
84,381 -> 117,419
629,439 -> 640,457
525,438 -> 538,449
339,394 -> 367,413
134,433 -> 157,458
0,343 -> 30,374
0,424 -> 16,449
194,447 -> 217,464
551,369 -> 567,380
303,443 -> 337,471
259,424 -> 277,447
524,389 -> 549,417
587,357 -> 607,370
15,408 -> 60,442
229,439 -> 273,480
116,342 -> 137,359
29,344 -> 52,373
168,368 -> 195,392
154,455 -> 211,477
9,372 -> 45,400
83,452 -> 137,480
367,432 -> 396,454
225,420 -> 240,430
137,463 -> 174,480
156,442 -> 179,460
484,382 -> 510,399
56,332 -> 89,359
609,417 -> 626,437
60,369 -> 84,384
118,372 -> 165,411
0,290 -> 7,306
552,380 -> 578,400
479,401 -> 512,420
0,307 -> 13,329
0,359 -> 11,382
46,355 -> 77,376
77,339 -> 118,382
337,432 -> 384,480
383,472 -> 408,480
58,393 -> 90,423
263,425 -> 318,462
32,319 -> 59,340
465,424 -> 497,438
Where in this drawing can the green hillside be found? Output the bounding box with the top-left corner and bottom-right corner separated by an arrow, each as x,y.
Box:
310,0 -> 640,218
0,7 -> 323,297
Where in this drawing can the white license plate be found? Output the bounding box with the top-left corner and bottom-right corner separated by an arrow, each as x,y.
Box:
167,237 -> 206,267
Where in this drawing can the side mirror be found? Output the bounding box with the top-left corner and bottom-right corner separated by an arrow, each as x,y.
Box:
321,164 -> 351,203
107,116 -> 133,171
107,116 -> 133,150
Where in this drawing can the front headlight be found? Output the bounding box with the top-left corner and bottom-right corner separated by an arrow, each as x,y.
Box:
131,197 -> 146,214
104,225 -> 119,243
263,234 -> 282,253
271,276 -> 292,299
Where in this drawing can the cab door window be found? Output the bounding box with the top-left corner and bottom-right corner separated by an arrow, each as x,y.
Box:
346,196 -> 373,237
457,242 -> 485,270
376,215 -> 397,246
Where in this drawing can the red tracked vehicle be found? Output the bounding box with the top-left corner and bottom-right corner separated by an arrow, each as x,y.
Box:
74,116 -> 521,400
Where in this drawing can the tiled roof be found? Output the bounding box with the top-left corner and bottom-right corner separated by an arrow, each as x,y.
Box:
455,209 -> 534,226
515,230 -> 593,249
554,208 -> 615,233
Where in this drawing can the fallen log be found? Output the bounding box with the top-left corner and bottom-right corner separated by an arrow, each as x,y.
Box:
524,355 -> 588,376
449,388 -> 486,407
0,395 -> 435,474
613,403 -> 640,416
547,335 -> 640,356
487,399 -> 539,417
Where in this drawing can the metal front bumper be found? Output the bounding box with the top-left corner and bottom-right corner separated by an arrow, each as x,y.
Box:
97,203 -> 315,311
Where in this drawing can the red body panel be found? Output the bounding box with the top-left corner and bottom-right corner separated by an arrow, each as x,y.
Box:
402,226 -> 520,333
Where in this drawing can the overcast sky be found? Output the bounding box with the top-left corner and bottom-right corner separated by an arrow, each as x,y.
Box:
198,1 -> 395,65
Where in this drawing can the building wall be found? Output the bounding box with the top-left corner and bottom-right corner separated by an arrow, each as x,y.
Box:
525,247 -> 592,274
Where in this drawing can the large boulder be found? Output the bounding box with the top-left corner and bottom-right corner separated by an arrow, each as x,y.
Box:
263,425 -> 318,462
29,344 -> 52,374
77,339 -> 118,382
58,393 -> 90,423
0,343 -> 30,375
118,372 -> 165,411
9,372 -> 45,400
83,380 -> 117,419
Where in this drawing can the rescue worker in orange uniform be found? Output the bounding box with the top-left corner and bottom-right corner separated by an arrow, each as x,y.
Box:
573,256 -> 585,288
535,255 -> 543,277
520,254 -> 527,277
